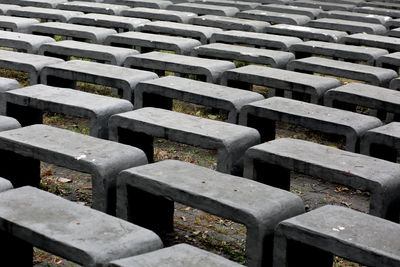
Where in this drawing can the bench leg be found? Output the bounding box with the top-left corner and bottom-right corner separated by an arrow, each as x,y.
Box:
246,114 -> 276,142
0,231 -> 33,266
6,103 -> 42,127
117,128 -> 154,163
246,228 -> 274,267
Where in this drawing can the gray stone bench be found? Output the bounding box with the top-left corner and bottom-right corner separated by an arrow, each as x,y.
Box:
134,76 -> 264,123
138,21 -> 222,44
306,18 -> 387,35
69,13 -> 150,32
360,1 -> 400,11
0,30 -> 54,53
0,124 -> 148,214
287,57 -> 397,87
0,50 -> 63,85
324,83 -> 400,121
244,138 -> 400,220
29,22 -> 117,44
361,122 -> 400,163
124,51 -> 235,83
116,160 -> 304,267
193,43 -> 294,68
0,4 -> 20,15
0,115 -> 20,131
387,27 -> 400,38
385,18 -> 400,29
354,6 -> 400,19
0,15 -> 39,33
38,40 -> 139,66
264,24 -> 347,43
290,41 -> 388,65
6,6 -> 83,22
40,60 -> 158,102
210,30 -> 302,51
319,10 -> 392,25
342,33 -> 400,53
273,205 -> 400,266
257,4 -> 322,19
291,0 -> 356,11
5,84 -> 133,139
18,0 -> 66,8
121,7 -> 197,23
167,3 -> 239,16
191,0 -> 260,11
236,10 -> 311,26
0,77 -> 19,115
110,0 -> 172,9
190,15 -> 269,32
0,186 -> 162,266
56,1 -> 129,15
104,32 -> 201,55
239,97 -> 383,151
109,107 -> 260,175
221,65 -> 341,104
109,244 -> 243,267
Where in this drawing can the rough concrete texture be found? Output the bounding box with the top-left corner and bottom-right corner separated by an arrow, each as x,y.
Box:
244,138 -> 400,220
5,84 -> 133,139
210,30 -> 302,51
274,205 -> 400,267
307,18 -> 387,35
116,160 -> 304,267
109,244 -> 243,267
287,56 -> 398,87
220,65 -> 341,104
0,115 -> 20,131
6,6 -> 83,22
239,97 -> 383,152
40,60 -> 158,102
0,124 -> 148,214
192,43 -> 295,68
109,107 -> 260,175
378,52 -> 400,71
0,177 -> 12,192
38,40 -> 139,66
290,40 -> 388,65
0,30 -> 55,53
0,49 -> 63,85
0,186 -> 162,267
257,4 -> 322,19
319,10 -> 392,25
354,6 -> 400,19
134,76 -> 264,123
29,22 -> 117,44
360,1 -> 400,11
264,24 -> 347,42
0,77 -> 19,115
19,0 -> 67,8
291,0 -> 356,11
121,7 -> 197,23
190,15 -> 270,32
343,33 -> 400,53
104,31 -> 201,55
361,122 -> 400,159
124,52 -> 235,83
167,3 -> 239,16
56,1 -> 129,15
237,10 -> 311,25
0,15 -> 39,33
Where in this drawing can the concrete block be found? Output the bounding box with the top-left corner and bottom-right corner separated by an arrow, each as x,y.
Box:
191,0 -> 259,11
319,10 -> 392,25
0,30 -> 55,53
237,10 -> 311,26
354,6 -> 400,19
378,52 -> 400,72
0,77 -> 19,115
121,7 -> 197,23
257,4 -> 322,19
0,15 -> 39,33
167,3 -> 239,17
307,18 -> 387,35
57,1 -> 129,15
7,6 -> 83,23
0,115 -> 20,131
0,4 -> 21,15
291,0 -> 356,11
190,15 -> 270,32
107,0 -> 173,9
19,0 -> 66,8
360,1 -> 400,11
343,33 -> 400,53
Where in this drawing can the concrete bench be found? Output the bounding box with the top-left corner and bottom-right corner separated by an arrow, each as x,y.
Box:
125,52 -> 235,83
0,50 -> 63,85
5,84 -> 133,139
190,15 -> 269,32
7,6 -> 83,23
343,33 -> 400,53
354,6 -> 400,19
191,0 -> 259,11
291,0 -> 356,11
134,76 -> 264,123
307,18 -> 387,35
167,3 -> 239,17
385,18 -> 400,29
361,122 -> 400,162
104,32 -> 201,55
69,13 -> 150,32
0,30 -> 55,53
18,0 -> 66,8
221,65 -> 341,104
244,138 -> 400,220
274,205 -> 400,266
378,52 -> 400,72
192,43 -> 294,68
138,21 -> 222,44
324,83 -> 400,121
257,4 -> 322,19
287,57 -> 397,87
121,7 -> 197,23
109,0 -> 172,9
239,97 -> 383,151
360,1 -> 400,10
40,60 -> 158,102
0,77 -> 19,115
0,124 -> 148,213
109,244 -> 243,267
290,41 -> 388,65
264,24 -> 347,43
387,27 -> 400,38
236,10 -> 311,26
0,115 -> 20,131
116,160 -> 304,267
0,177 -> 12,192
0,15 -> 39,33
109,107 -> 260,175
0,4 -> 20,15
210,30 -> 302,51
319,10 -> 392,25
38,40 -> 139,66
29,22 -> 117,44
57,1 -> 129,15
0,186 -> 162,266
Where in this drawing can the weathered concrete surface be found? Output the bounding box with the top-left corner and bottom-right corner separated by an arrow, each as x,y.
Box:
355,6 -> 400,19
319,10 -> 392,25
291,0 -> 356,11
18,0 -> 66,8
190,15 -> 269,32
121,7 -> 197,23
167,3 -> 239,16
191,0 -> 260,11
0,30 -> 55,54
0,15 -> 39,33
342,33 -> 400,52
0,115 -> 20,131
257,4 -> 322,19
0,4 -> 20,15
109,0 -> 172,9
116,160 -> 304,267
0,77 -> 19,115
307,18 -> 387,34
0,186 -> 162,266
56,1 -> 129,15
237,10 -> 311,25
6,6 -> 83,22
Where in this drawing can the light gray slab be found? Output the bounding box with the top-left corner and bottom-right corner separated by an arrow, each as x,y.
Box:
291,0 -> 356,11
319,10 -> 392,25
307,18 -> 387,35
57,1 -> 129,15
167,3 -> 239,16
257,4 -> 322,19
19,0 -> 67,8
0,30 -> 55,53
237,10 -> 311,25
191,0 -> 260,11
354,6 -> 400,19
0,15 -> 39,33
121,7 -> 197,23
108,0 -> 173,9
190,14 -> 269,32
7,6 -> 83,22
0,4 -> 21,15
343,33 -> 400,52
